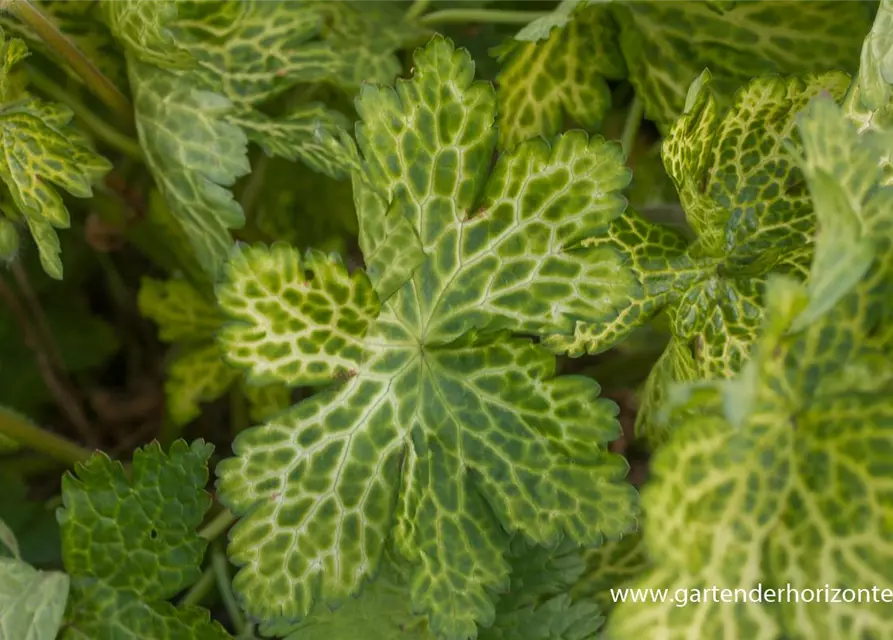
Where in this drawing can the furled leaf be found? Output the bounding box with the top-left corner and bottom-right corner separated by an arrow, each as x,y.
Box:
0,557 -> 69,640
0,33 -> 112,279
138,277 -> 288,425
494,2 -> 625,149
57,440 -> 231,638
215,37 -> 638,639
844,0 -> 893,185
608,94 -> 893,640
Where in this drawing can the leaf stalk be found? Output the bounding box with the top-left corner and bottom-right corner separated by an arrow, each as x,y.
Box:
0,405 -> 92,466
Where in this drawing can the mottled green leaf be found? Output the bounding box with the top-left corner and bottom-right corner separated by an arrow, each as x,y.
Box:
58,440 -> 231,638
107,0 -> 361,279
0,557 -> 69,640
127,60 -> 249,278
609,95 -> 893,640
229,104 -> 350,178
0,34 -> 111,279
613,0 -> 872,128
494,3 -> 624,149
101,0 -> 189,68
216,37 -> 638,639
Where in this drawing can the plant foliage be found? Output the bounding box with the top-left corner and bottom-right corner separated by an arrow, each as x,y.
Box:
0,1 -> 892,640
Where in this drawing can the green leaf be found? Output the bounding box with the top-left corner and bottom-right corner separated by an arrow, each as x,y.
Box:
0,33 -> 112,279
554,72 -> 854,445
106,0 -> 366,279
215,36 -> 638,639
613,0 -> 873,128
790,97 -> 887,330
608,93 -> 893,640
101,0 -> 189,69
0,557 -> 69,640
57,440 -> 231,639
494,3 -> 625,149
127,60 -> 249,278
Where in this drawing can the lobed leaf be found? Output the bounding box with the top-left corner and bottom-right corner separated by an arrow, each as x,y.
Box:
57,440 -> 231,638
0,33 -> 111,279
216,36 -> 639,639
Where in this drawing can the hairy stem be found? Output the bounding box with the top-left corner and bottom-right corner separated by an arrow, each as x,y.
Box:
418,8 -> 549,27
621,95 -> 644,158
27,65 -> 143,161
212,541 -> 246,634
9,0 -> 134,128
0,406 -> 93,466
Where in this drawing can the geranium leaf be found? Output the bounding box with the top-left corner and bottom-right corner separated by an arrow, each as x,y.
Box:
215,36 -> 638,639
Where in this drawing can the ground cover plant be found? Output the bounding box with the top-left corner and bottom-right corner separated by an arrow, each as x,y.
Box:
0,0 -> 891,638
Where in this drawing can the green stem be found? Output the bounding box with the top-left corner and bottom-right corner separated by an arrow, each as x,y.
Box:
620,95 -> 644,159
212,541 -> 246,634
418,8 -> 549,27
406,0 -> 432,21
9,0 -> 134,128
27,65 -> 143,161
0,406 -> 92,466
179,564 -> 216,607
199,508 -> 236,541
